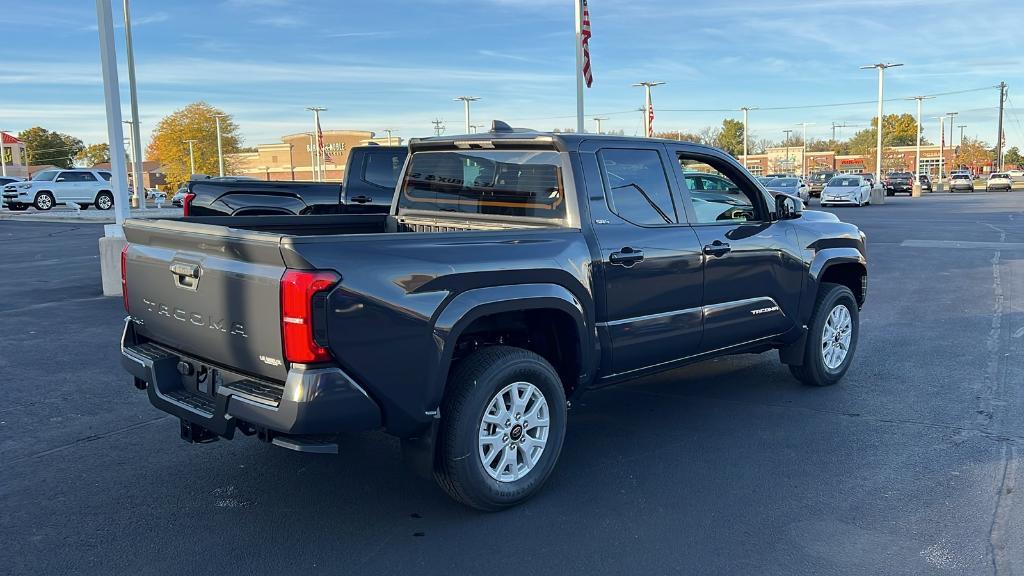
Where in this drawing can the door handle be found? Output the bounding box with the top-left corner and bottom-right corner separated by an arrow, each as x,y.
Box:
703,240 -> 731,257
349,195 -> 372,204
609,247 -> 644,267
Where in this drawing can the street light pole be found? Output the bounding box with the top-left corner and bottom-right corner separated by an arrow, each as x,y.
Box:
957,124 -> 967,146
935,116 -> 946,187
383,128 -> 395,144
306,106 -> 326,181
740,107 -> 756,167
454,96 -> 480,134
783,129 -> 793,173
95,0 -> 130,229
122,120 -> 138,202
906,96 -> 934,178
945,112 -> 958,167
860,63 -> 903,185
633,81 -> 665,137
593,116 -> 608,134
214,114 -> 225,177
798,122 -> 815,177
122,0 -> 146,211
183,139 -> 196,175
0,131 -> 7,177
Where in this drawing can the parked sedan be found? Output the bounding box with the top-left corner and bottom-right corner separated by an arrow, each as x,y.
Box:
820,175 -> 871,207
1006,169 -> 1024,182
986,173 -> 1013,191
949,173 -> 975,192
764,177 -> 810,202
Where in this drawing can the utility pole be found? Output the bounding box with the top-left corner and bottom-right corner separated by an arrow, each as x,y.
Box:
214,114 -> 225,177
183,139 -> 196,175
740,107 -> 756,167
122,0 -> 145,211
454,96 -> 480,134
906,96 -> 934,178
306,106 -> 326,182
431,118 -> 445,137
996,81 -> 1007,170
861,62 -> 902,186
593,116 -> 608,134
633,81 -> 665,137
798,122 -> 815,177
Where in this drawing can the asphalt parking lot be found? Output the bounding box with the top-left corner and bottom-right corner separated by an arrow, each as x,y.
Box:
2,193 -> 1023,575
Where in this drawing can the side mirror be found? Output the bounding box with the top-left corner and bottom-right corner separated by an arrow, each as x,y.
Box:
775,193 -> 802,220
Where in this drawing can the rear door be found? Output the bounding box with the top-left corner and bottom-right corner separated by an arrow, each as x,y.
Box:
344,147 -> 408,212
123,220 -> 289,381
668,146 -> 804,352
581,140 -> 704,375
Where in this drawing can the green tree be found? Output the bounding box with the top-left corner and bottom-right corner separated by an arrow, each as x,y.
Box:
1004,146 -> 1022,168
717,118 -> 744,156
75,143 -> 111,166
146,102 -> 242,187
954,137 -> 993,172
18,127 -> 84,168
655,131 -> 704,143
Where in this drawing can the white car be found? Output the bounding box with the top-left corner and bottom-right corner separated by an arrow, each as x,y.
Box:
1005,169 -> 1024,182
986,173 -> 1013,192
1,168 -> 115,211
820,174 -> 871,207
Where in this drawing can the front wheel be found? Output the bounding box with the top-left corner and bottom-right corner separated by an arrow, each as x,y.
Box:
34,192 -> 54,211
788,282 -> 859,387
95,192 -> 113,210
434,346 -> 567,511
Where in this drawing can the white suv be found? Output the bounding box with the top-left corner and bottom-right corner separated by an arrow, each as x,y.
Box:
2,168 -> 115,211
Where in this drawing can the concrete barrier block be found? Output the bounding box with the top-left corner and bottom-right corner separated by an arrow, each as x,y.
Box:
99,235 -> 127,297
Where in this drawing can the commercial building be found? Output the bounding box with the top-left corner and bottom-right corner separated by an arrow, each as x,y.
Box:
1,132 -> 32,179
92,160 -> 167,190
741,144 -> 961,177
227,130 -> 400,181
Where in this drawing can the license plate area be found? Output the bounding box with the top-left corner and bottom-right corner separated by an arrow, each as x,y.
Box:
177,360 -> 222,398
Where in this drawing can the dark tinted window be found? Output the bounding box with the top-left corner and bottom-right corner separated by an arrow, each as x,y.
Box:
400,150 -> 565,221
362,150 -> 407,188
98,171 -> 112,181
600,149 -> 676,225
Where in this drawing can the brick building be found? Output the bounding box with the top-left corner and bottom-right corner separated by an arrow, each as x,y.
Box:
228,130 -> 400,181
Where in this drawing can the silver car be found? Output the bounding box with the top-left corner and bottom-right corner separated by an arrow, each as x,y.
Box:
820,175 -> 871,207
764,177 -> 810,202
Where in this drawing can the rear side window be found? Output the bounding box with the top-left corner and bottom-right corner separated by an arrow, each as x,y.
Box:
400,150 -> 565,221
98,171 -> 112,181
362,150 -> 406,188
599,149 -> 676,225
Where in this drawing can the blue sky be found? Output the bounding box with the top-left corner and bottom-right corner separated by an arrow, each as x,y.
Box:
3,0 -> 1022,152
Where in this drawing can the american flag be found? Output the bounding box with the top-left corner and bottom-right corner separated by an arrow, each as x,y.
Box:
316,115 -> 332,163
646,92 -> 655,137
580,0 -> 593,88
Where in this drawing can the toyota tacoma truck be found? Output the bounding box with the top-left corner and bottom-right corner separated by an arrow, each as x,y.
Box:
181,145 -> 407,216
120,123 -> 867,510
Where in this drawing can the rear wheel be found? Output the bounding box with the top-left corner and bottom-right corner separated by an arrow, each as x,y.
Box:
788,282 -> 859,387
34,192 -> 54,211
434,346 -> 567,511
95,192 -> 113,210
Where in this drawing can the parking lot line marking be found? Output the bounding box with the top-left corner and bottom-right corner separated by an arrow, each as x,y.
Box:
901,240 -> 1024,250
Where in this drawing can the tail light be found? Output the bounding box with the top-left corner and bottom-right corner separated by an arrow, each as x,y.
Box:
280,269 -> 340,363
120,243 -> 130,312
182,192 -> 196,216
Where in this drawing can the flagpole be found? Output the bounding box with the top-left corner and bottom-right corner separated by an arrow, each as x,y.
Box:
574,0 -> 584,134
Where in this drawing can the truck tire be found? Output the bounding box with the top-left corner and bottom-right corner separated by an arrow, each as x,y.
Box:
434,345 -> 567,511
788,282 -> 859,387
34,192 -> 54,211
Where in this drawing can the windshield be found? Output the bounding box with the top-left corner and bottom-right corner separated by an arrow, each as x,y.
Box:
400,149 -> 565,221
767,178 -> 798,187
888,172 -> 912,178
31,170 -> 58,182
810,173 -> 834,182
828,177 -> 861,187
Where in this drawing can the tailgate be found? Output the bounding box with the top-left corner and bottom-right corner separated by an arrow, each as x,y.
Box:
123,219 -> 288,382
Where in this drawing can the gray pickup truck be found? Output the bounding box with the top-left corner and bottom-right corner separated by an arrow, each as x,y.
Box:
120,123 -> 867,510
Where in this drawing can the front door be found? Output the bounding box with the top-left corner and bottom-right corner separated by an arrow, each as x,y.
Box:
580,141 -> 705,376
668,146 -> 805,352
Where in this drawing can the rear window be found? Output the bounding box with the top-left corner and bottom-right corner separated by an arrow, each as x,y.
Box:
362,149 -> 407,188
991,173 -> 1009,178
400,150 -> 565,221
889,172 -> 912,178
810,173 -> 834,182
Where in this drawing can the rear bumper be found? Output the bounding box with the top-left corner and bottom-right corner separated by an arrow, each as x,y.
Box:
120,318 -> 381,440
